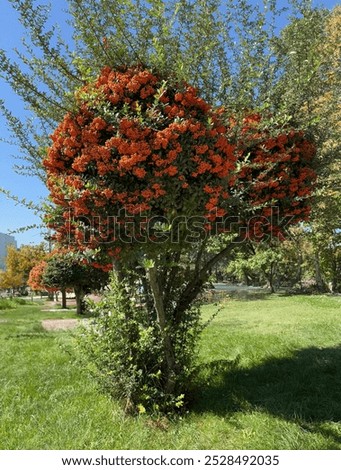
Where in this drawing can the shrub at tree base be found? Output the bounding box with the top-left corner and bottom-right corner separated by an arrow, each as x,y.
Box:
78,271 -> 201,414
44,66 -> 316,414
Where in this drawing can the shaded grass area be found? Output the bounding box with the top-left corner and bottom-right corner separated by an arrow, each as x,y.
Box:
0,295 -> 340,449
195,346 -> 341,446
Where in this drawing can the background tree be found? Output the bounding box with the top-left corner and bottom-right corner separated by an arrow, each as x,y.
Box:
0,245 -> 23,293
0,243 -> 47,294
308,6 -> 341,292
223,5 -> 340,292
41,252 -> 110,314
28,252 -> 109,313
268,5 -> 341,291
225,227 -> 315,292
27,259 -> 57,300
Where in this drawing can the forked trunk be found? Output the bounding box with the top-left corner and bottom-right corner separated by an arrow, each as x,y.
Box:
148,265 -> 176,394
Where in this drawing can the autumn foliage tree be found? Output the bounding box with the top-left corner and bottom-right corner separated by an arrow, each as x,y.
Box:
28,260 -> 48,291
27,259 -> 58,299
44,66 -> 316,413
0,244 -> 47,293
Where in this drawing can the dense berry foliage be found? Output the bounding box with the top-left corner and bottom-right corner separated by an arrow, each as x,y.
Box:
28,260 -> 52,292
44,67 -> 316,255
232,114 -> 316,239
44,66 -> 238,254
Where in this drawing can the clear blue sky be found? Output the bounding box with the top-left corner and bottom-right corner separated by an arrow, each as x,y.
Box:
0,0 -> 338,247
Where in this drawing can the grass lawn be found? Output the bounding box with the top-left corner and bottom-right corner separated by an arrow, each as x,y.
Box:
0,294 -> 340,449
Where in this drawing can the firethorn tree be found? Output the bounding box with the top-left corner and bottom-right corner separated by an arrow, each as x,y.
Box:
28,252 -> 109,314
2,0 -> 330,414
28,260 -> 59,300
43,65 -> 316,413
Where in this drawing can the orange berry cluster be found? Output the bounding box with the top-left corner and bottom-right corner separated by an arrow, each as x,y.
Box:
44,66 -> 316,256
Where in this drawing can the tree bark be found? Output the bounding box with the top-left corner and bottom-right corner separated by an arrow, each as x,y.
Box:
331,255 -> 339,293
140,269 -> 155,320
61,288 -> 67,309
74,285 -> 84,315
268,262 -> 275,293
148,265 -> 176,394
313,252 -> 328,292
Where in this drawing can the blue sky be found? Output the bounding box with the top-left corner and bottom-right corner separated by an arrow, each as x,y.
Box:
0,0 -> 339,247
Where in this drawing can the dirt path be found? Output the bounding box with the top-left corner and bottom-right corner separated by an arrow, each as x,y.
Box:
41,318 -> 79,331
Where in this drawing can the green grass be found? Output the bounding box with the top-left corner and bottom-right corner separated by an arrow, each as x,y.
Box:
0,295 -> 340,449
0,297 -> 33,310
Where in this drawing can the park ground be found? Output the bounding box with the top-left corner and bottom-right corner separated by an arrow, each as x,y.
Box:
0,293 -> 340,449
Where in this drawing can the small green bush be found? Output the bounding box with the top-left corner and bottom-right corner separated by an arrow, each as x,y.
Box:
76,274 -> 202,415
0,299 -> 15,310
0,297 -> 31,310
12,297 -> 29,305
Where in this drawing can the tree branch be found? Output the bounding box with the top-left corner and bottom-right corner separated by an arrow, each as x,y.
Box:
175,235 -> 244,320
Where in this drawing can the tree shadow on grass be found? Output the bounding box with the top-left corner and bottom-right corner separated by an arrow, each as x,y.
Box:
193,345 -> 341,445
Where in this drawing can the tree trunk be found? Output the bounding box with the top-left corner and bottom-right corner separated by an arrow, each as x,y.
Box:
74,285 -> 84,315
148,265 -> 176,394
141,272 -> 155,321
61,288 -> 67,309
242,268 -> 249,286
313,253 -> 328,292
268,262 -> 275,293
331,255 -> 340,293
297,251 -> 303,290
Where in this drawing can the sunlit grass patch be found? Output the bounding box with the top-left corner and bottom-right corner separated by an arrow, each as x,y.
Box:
0,295 -> 340,449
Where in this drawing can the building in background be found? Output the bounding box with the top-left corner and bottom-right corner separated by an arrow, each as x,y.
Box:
0,233 -> 17,270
